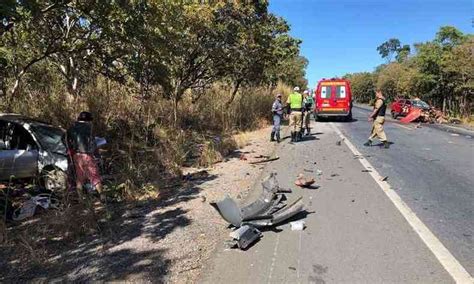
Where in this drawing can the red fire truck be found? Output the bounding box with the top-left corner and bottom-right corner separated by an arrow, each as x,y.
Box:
314,78 -> 353,121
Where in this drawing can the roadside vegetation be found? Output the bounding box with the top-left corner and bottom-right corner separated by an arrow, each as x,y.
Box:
345,26 -> 473,121
0,1 -> 307,198
0,1 -> 308,271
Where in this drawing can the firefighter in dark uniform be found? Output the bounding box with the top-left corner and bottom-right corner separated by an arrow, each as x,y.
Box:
364,90 -> 390,149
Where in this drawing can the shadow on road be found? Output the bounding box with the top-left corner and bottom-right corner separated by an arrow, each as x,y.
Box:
317,117 -> 359,123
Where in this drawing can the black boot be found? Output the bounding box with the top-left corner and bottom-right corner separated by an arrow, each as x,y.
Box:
306,127 -> 310,136
276,132 -> 281,143
290,132 -> 295,142
383,141 -> 390,149
270,131 -> 275,142
363,140 -> 372,147
297,131 -> 302,142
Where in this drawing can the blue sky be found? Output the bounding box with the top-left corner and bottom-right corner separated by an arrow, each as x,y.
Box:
269,0 -> 473,88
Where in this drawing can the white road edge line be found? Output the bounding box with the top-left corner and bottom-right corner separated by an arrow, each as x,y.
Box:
330,123 -> 473,284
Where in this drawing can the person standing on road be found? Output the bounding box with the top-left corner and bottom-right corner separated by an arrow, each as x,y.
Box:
66,111 -> 105,202
287,87 -> 304,142
271,93 -> 284,143
303,90 -> 314,136
364,90 -> 390,149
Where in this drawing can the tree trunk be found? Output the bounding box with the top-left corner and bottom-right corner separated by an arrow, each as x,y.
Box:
226,79 -> 242,106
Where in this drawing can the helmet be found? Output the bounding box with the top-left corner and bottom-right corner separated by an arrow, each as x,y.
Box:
77,111 -> 93,122
293,86 -> 300,91
303,90 -> 309,94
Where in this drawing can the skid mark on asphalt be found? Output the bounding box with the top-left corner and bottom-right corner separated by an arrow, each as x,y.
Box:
330,123 -> 473,284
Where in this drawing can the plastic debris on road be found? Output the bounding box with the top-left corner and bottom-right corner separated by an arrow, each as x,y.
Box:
290,220 -> 306,231
295,174 -> 315,188
211,172 -> 306,250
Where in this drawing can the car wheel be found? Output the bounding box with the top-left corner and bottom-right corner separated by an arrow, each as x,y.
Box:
42,169 -> 67,191
346,112 -> 353,122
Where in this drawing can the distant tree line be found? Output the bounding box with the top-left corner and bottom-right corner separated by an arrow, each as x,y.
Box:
345,26 -> 473,118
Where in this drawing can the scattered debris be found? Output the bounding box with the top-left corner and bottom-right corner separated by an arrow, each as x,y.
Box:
249,155 -> 279,165
351,199 -> 355,203
364,210 -> 368,214
183,170 -> 209,181
288,267 -> 297,271
379,176 -> 388,181
450,133 -> 460,137
361,169 -> 372,173
254,155 -> 270,159
316,169 -> 323,176
290,220 -> 306,231
239,154 -> 248,161
330,173 -> 339,177
295,174 -> 316,188
211,173 -> 306,250
304,169 -> 314,173
12,194 -> 59,221
228,225 -> 262,250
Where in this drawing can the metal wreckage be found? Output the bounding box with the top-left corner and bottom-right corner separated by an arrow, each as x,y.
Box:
211,172 -> 305,250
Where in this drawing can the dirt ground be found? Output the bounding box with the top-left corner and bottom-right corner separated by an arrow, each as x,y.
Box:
0,126 -> 279,282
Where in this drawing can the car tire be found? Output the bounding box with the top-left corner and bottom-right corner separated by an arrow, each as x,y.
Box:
42,168 -> 67,191
346,112 -> 353,122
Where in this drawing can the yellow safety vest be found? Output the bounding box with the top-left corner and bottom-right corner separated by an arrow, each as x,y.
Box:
288,92 -> 303,109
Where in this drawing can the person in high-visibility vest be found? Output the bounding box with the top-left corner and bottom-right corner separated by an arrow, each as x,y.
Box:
286,86 -> 304,142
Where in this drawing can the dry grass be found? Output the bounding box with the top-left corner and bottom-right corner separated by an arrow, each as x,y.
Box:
0,76 -> 292,200
233,132 -> 251,148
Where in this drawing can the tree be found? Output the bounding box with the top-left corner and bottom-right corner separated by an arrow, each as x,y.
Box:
377,38 -> 401,62
343,72 -> 375,103
396,44 -> 411,63
440,36 -> 474,116
435,26 -> 466,48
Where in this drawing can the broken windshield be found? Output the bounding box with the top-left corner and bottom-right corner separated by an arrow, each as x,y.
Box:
29,124 -> 67,155
411,100 -> 430,109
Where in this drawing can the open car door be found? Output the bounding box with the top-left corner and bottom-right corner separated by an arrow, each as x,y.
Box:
0,121 -> 38,180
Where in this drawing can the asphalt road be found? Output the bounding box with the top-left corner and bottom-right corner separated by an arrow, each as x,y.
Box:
201,109 -> 473,283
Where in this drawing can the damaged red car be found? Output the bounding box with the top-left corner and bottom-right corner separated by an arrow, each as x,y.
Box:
390,98 -> 431,119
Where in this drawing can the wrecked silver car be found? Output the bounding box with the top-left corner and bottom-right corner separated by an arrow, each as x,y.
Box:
0,114 -> 68,190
